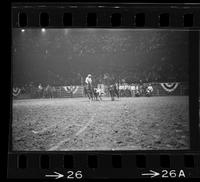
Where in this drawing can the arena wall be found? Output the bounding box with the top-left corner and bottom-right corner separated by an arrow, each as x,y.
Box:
12,82 -> 188,99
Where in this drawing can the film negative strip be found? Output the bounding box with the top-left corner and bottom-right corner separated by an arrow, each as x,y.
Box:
8,2 -> 200,179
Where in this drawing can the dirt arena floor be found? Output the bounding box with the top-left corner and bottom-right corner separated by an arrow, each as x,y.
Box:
12,96 -> 189,151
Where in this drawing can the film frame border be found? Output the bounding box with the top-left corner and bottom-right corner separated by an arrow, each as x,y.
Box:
8,3 -> 200,179
12,3 -> 200,28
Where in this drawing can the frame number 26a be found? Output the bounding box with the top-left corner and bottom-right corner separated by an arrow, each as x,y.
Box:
142,169 -> 186,178
162,170 -> 186,178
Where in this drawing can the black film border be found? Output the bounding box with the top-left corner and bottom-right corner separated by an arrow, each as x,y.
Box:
8,3 -> 200,179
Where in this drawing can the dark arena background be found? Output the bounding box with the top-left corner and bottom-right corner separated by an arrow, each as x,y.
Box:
12,29 -> 189,151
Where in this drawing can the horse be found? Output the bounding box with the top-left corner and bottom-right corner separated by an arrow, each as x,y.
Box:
93,87 -> 104,101
84,83 -> 94,102
108,84 -> 120,101
37,85 -> 44,98
43,85 -> 55,98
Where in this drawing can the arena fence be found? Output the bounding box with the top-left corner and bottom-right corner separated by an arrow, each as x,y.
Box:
145,82 -> 188,96
12,82 -> 188,99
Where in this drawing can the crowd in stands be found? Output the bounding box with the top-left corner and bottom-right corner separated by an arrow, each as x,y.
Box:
14,60 -> 188,98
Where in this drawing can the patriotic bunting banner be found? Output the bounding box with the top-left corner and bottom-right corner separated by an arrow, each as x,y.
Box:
160,82 -> 179,92
63,86 -> 79,94
13,88 -> 21,97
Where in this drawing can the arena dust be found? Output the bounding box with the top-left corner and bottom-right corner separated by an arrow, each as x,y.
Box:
12,96 -> 189,151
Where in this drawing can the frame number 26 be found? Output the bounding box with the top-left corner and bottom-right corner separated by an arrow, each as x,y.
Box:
67,171 -> 83,179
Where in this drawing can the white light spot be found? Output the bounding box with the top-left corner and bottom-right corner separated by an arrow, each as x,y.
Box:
41,28 -> 46,33
21,29 -> 25,32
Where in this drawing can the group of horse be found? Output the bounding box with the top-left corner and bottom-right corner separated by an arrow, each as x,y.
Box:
83,83 -> 153,101
35,85 -> 56,98
19,82 -> 153,101
84,83 -> 120,102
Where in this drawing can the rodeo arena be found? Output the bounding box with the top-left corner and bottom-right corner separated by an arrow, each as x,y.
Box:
12,29 -> 190,151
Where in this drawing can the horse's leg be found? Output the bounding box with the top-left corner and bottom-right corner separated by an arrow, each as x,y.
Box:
96,95 -> 99,101
87,92 -> 91,102
109,90 -> 112,101
90,91 -> 93,101
117,90 -> 120,99
111,91 -> 115,101
89,94 -> 92,103
91,92 -> 93,101
94,93 -> 97,101
99,94 -> 102,101
93,93 -> 95,101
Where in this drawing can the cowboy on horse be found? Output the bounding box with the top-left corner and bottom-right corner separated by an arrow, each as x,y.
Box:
85,74 -> 92,88
37,83 -> 43,98
84,74 -> 94,101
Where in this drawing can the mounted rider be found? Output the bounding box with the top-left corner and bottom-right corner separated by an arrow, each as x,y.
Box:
38,83 -> 43,98
38,83 -> 43,90
85,74 -> 92,89
84,74 -> 94,101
